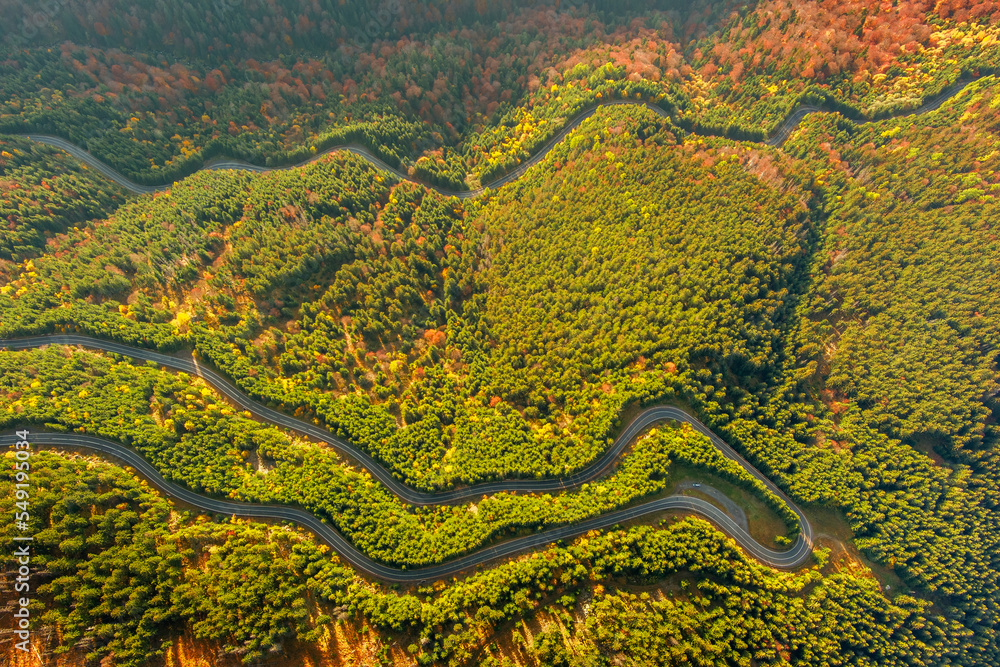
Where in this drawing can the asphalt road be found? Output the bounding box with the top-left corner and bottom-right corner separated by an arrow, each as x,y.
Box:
1,334 -> 813,581
18,79 -> 972,197
0,75 -> 975,584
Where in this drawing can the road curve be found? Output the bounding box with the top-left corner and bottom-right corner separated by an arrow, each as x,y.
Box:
0,334 -> 812,580
18,78 -> 973,198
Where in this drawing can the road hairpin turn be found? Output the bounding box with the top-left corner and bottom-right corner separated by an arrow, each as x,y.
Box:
1,334 -> 812,582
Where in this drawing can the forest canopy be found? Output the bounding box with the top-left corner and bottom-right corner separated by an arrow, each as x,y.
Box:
1,1 -> 999,665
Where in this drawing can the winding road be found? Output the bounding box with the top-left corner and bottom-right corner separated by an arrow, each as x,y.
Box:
0,334 -> 812,581
17,77 -> 974,198
4,77 -> 969,581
